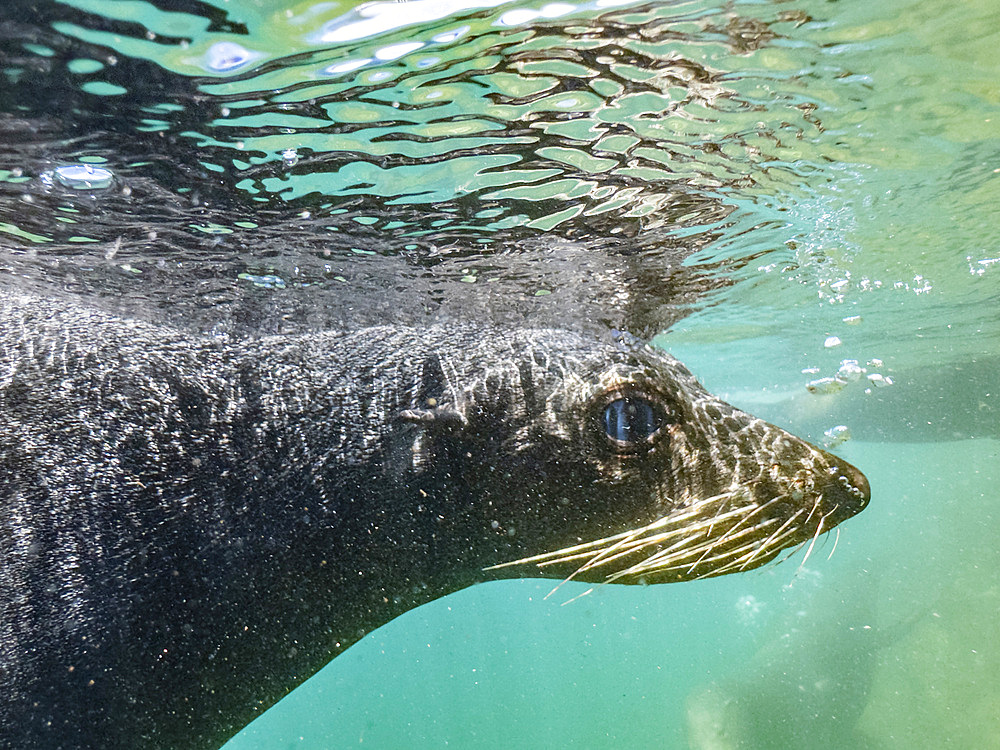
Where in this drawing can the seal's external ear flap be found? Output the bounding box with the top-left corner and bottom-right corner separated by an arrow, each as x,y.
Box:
398,404 -> 467,434
393,404 -> 467,475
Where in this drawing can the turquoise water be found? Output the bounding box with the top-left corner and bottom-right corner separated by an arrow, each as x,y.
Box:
234,1 -> 998,746
2,0 -> 998,747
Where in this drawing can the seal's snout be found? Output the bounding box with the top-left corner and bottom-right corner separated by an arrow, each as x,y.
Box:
818,452 -> 871,523
844,460 -> 871,504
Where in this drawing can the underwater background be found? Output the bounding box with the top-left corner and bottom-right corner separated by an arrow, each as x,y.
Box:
0,0 -> 997,747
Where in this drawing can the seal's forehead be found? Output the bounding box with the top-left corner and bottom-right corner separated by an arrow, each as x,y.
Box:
534,345 -> 698,411
515,329 -> 701,402
598,344 -> 699,388
594,360 -> 655,391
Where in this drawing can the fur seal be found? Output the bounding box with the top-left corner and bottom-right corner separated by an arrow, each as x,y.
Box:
0,290 -> 869,750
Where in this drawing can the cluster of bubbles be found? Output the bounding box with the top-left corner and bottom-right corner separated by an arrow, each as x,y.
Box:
800,316 -> 894,448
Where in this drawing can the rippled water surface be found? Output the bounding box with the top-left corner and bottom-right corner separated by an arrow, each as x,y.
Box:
1,0 -> 997,747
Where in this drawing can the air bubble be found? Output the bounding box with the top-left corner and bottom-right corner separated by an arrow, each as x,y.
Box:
205,42 -> 259,73
238,273 -> 286,289
806,377 -> 846,395
324,58 -> 371,75
52,164 -> 115,190
432,26 -> 469,44
822,425 -> 851,448
374,41 -> 423,61
499,10 -> 538,26
837,360 -> 865,381
866,373 -> 893,387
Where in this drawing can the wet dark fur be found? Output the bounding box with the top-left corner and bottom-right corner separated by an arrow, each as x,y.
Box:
0,292 -> 868,749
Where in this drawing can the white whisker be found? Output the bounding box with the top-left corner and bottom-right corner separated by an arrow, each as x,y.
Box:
484,481 -> 851,590
795,504 -> 840,575
827,527 -> 841,561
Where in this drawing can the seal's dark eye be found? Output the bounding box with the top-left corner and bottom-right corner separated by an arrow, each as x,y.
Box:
603,396 -> 664,446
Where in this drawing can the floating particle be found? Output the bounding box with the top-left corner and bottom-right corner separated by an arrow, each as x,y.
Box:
735,594 -> 764,625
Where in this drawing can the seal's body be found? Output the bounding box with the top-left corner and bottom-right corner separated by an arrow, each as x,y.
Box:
0,291 -> 869,749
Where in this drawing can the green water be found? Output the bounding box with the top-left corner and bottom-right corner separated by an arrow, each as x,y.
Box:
3,0 -> 998,747
229,1 -> 996,747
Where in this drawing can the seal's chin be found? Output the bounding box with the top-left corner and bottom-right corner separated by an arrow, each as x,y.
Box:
486,455 -> 871,587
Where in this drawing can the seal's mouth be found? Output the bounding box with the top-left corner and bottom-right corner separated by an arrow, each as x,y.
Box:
486,459 -> 870,587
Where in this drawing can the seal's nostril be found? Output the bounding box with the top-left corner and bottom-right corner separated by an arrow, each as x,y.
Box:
846,462 -> 871,504
826,460 -> 871,515
815,449 -> 871,516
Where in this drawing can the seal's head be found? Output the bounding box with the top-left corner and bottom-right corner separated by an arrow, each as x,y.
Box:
396,328 -> 870,587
